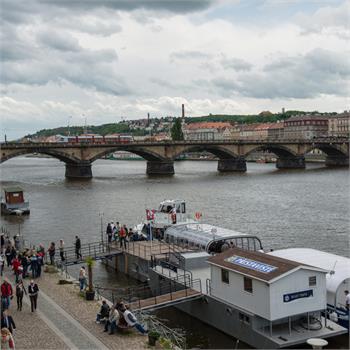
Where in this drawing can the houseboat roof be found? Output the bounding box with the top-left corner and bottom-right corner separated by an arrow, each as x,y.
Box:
269,248 -> 350,299
207,247 -> 326,283
3,186 -> 23,193
164,223 -> 262,251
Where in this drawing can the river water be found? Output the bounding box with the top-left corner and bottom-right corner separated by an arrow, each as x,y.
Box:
1,157 -> 349,348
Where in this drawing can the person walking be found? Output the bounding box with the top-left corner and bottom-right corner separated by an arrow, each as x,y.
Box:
78,266 -> 87,292
15,281 -> 26,311
1,328 -> 15,350
75,236 -> 82,260
0,254 -> 4,276
47,242 -> 56,265
106,223 -> 113,244
59,239 -> 65,262
1,310 -> 16,334
119,225 -> 127,250
11,256 -> 21,283
5,247 -> 12,267
1,279 -> 13,310
28,280 -> 39,312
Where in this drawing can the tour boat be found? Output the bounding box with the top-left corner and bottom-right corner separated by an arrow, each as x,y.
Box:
1,186 -> 30,215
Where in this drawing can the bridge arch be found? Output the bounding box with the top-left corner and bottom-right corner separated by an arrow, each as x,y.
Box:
243,144 -> 298,158
88,147 -> 166,163
172,145 -> 239,160
303,143 -> 348,158
0,148 -> 81,164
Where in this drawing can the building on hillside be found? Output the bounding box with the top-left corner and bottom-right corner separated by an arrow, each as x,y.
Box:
283,114 -> 328,140
328,112 -> 350,138
267,122 -> 284,140
183,122 -> 233,141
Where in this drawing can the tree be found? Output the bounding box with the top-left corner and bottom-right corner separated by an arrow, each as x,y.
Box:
171,118 -> 184,141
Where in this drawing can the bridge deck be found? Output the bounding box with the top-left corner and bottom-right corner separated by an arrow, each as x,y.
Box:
129,288 -> 201,311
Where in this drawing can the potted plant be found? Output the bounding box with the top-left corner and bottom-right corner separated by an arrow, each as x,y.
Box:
85,256 -> 95,301
148,330 -> 160,346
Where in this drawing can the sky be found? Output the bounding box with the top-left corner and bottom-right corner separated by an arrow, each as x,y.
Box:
1,0 -> 349,140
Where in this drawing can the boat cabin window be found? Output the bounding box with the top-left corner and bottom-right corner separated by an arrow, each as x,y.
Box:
159,204 -> 174,213
244,277 -> 253,293
176,204 -> 181,213
181,202 -> 186,213
309,276 -> 317,286
221,269 -> 229,284
239,312 -> 250,324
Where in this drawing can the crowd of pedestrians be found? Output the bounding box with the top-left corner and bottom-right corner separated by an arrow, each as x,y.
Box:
105,222 -> 150,249
1,233 -> 42,349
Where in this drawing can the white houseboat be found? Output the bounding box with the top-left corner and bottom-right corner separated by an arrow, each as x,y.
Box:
149,246 -> 347,348
269,248 -> 350,329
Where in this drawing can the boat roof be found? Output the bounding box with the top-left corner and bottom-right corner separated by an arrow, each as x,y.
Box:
208,247 -> 326,283
3,186 -> 23,193
165,223 -> 260,249
269,248 -> 350,296
159,199 -> 184,205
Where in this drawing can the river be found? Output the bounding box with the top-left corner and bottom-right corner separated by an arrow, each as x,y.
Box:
1,157 -> 349,348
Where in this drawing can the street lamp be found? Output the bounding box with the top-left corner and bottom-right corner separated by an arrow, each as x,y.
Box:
68,116 -> 72,136
99,212 -> 104,244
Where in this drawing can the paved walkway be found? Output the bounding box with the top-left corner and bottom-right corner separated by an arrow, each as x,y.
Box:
3,267 -> 146,349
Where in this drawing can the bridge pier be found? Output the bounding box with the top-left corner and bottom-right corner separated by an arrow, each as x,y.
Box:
65,161 -> 92,179
325,155 -> 349,167
146,161 -> 174,176
217,157 -> 247,172
276,156 -> 305,169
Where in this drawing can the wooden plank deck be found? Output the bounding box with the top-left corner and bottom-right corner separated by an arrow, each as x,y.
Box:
129,288 -> 201,311
111,241 -> 194,261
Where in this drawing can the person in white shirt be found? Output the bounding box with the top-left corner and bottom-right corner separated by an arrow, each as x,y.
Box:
122,306 -> 147,334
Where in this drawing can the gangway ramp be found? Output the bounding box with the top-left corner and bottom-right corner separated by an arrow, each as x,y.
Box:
59,241 -> 122,266
130,287 -> 202,311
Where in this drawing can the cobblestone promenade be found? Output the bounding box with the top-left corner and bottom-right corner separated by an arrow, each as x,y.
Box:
3,266 -> 147,349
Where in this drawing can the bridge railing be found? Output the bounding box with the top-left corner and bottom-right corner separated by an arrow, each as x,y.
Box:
1,137 -> 349,148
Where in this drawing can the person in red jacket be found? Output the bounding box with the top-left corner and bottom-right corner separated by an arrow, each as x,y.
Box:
12,257 -> 21,283
1,279 -> 13,310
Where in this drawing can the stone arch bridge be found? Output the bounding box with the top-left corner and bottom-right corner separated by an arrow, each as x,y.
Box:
1,139 -> 348,178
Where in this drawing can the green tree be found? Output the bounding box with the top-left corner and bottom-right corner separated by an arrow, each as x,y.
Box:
171,118 -> 184,141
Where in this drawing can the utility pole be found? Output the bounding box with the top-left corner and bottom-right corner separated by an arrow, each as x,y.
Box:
99,212 -> 104,244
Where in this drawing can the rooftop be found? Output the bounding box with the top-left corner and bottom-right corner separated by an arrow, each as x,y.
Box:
185,122 -> 232,130
207,247 -> 324,282
3,186 -> 24,193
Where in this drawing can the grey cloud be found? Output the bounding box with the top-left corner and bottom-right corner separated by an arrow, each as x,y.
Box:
211,49 -> 350,99
170,50 -> 212,62
37,31 -> 81,52
37,0 -> 215,14
221,57 -> 253,71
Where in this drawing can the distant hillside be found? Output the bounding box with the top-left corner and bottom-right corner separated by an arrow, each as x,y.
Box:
186,110 -> 331,124
26,123 -> 133,139
26,110 -> 334,139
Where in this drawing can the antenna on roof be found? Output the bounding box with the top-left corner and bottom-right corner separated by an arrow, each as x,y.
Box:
329,260 -> 337,275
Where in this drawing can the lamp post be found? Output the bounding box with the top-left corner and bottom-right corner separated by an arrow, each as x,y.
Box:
67,116 -> 72,136
99,212 -> 104,244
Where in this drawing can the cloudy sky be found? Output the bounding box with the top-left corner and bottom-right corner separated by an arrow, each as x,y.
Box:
1,0 -> 349,140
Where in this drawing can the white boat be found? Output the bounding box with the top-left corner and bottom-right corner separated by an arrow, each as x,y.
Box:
134,199 -> 197,239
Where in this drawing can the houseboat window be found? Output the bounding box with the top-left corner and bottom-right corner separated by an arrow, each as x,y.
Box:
309,276 -> 317,286
13,193 -> 19,197
221,269 -> 229,284
244,277 -> 253,293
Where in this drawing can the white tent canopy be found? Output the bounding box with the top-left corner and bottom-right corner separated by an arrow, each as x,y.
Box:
164,223 -> 263,252
269,248 -> 350,308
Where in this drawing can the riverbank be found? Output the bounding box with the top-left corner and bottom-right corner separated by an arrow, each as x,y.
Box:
3,266 -> 147,350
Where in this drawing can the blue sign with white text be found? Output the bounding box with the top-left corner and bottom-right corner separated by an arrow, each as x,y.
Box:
283,289 -> 313,303
226,255 -> 278,274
